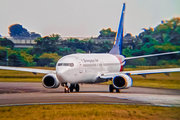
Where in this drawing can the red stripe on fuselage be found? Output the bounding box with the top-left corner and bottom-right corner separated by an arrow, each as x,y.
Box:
113,55 -> 123,72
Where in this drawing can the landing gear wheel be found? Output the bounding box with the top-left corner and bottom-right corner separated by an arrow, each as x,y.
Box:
75,84 -> 79,92
116,89 -> 120,93
109,84 -> 114,92
64,87 -> 69,93
70,84 -> 74,92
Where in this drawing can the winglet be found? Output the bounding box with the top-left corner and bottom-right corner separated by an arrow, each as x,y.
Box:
109,3 -> 125,55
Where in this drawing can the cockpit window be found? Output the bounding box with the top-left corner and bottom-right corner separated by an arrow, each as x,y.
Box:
58,63 -> 74,67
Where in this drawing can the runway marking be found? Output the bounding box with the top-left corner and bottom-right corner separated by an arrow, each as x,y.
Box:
96,93 -> 180,107
76,93 -> 180,107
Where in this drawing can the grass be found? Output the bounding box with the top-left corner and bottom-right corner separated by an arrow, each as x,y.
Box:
0,67 -> 180,89
131,73 -> 180,89
0,67 -> 53,82
0,104 -> 179,120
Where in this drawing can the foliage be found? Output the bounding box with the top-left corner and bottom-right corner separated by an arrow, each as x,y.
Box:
19,51 -> 34,66
0,46 -> 6,51
126,58 -> 147,67
157,60 -> 180,66
0,47 -> 7,66
59,38 -> 113,54
30,32 -> 41,39
8,24 -> 30,38
8,53 -> 24,66
31,34 -> 60,55
39,53 -> 61,62
58,47 -> 73,56
0,47 -> 34,66
8,23 -> 41,39
123,17 -> 180,66
36,58 -> 53,67
98,28 -> 116,38
0,37 -> 14,49
76,49 -> 86,53
35,53 -> 61,67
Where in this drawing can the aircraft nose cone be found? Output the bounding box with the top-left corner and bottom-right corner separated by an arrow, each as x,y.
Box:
56,67 -> 67,82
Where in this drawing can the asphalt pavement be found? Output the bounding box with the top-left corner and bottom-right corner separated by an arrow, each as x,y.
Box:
0,82 -> 179,106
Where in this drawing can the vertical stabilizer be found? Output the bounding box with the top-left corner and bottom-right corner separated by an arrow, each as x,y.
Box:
109,3 -> 125,55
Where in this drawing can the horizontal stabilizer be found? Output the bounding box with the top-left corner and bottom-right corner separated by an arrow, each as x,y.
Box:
125,51 -> 180,60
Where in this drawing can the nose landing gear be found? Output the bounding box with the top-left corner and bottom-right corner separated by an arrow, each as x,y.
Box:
63,83 -> 80,93
64,87 -> 70,93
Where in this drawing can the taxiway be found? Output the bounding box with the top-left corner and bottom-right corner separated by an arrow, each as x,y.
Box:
0,82 -> 179,106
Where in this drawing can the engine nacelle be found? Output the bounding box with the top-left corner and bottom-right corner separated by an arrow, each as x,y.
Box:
112,74 -> 133,89
42,74 -> 60,88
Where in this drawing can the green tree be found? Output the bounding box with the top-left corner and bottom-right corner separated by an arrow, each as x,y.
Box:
20,51 -> 34,66
36,53 -> 61,67
0,37 -> 14,49
31,34 -> 61,55
36,58 -> 53,67
8,24 -> 41,39
98,28 -> 116,38
76,49 -> 86,53
39,53 -> 61,63
8,53 -> 24,66
58,47 -> 72,56
8,24 -> 30,39
0,46 -> 7,66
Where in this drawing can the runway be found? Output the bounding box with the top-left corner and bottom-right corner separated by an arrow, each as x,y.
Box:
0,82 -> 180,106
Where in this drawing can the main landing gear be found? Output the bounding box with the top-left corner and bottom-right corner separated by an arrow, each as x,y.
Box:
109,84 -> 120,93
64,83 -> 80,93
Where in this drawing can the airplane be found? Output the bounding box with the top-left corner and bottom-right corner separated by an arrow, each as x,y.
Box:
0,3 -> 180,93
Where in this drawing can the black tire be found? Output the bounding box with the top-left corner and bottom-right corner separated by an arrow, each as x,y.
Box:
116,89 -> 120,93
70,87 -> 73,92
70,84 -> 74,92
109,84 -> 114,92
75,84 -> 80,92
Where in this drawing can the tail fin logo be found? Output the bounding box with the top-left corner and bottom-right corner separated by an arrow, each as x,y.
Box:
109,3 -> 125,55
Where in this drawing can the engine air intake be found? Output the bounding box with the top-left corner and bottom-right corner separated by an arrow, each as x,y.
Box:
42,74 -> 60,88
112,74 -> 133,89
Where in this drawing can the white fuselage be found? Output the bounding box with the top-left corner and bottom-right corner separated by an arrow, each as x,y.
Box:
56,53 -> 125,84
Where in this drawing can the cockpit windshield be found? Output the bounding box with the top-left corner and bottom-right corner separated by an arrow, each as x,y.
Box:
57,63 -> 74,67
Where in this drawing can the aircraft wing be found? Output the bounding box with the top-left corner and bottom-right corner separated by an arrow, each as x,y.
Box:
100,68 -> 180,79
125,51 -> 180,60
0,66 -> 55,74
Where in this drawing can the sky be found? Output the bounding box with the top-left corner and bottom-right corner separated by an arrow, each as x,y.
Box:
0,0 -> 180,37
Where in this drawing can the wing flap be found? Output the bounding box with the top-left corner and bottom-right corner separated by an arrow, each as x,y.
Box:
0,66 -> 55,74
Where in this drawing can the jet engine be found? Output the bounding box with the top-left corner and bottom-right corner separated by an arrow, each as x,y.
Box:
42,74 -> 60,88
112,74 -> 133,89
